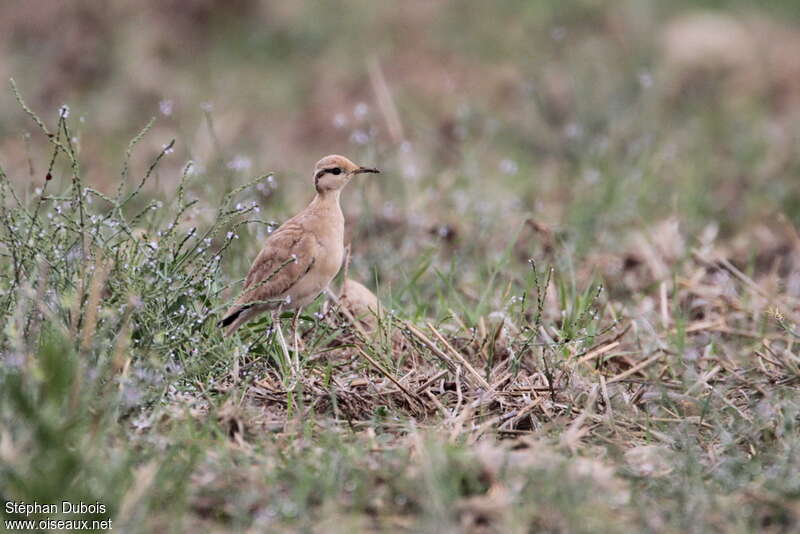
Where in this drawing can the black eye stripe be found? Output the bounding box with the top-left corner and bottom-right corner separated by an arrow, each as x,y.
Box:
316,167 -> 342,179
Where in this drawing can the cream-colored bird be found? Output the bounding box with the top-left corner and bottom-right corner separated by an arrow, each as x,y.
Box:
219,155 -> 379,337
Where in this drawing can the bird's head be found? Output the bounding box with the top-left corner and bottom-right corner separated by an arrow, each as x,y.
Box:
313,154 -> 379,194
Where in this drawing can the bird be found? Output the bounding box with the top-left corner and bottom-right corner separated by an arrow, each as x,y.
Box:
338,278 -> 383,334
219,155 -> 379,338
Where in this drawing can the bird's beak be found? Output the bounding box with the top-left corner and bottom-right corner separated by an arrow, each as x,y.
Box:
353,166 -> 380,175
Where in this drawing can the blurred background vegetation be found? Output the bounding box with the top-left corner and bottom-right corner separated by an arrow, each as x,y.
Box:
2,1 -> 800,532
3,1 -> 799,228
2,0 -> 799,300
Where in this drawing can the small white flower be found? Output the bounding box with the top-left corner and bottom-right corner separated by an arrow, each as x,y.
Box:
227,155 -> 252,172
564,122 -> 583,139
162,143 -> 174,155
402,162 -> 418,180
291,253 -> 297,262
59,105 -> 70,118
350,130 -> 369,145
226,231 -> 234,239
285,295 -> 292,305
159,99 -> 173,116
638,71 -> 654,89
149,241 -> 158,250
499,159 -> 518,175
333,113 -> 348,128
354,102 -> 369,119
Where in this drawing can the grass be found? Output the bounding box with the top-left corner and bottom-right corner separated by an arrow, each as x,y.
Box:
2,1 -> 800,532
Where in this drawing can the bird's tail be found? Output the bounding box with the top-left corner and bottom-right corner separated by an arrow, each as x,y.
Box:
218,304 -> 252,337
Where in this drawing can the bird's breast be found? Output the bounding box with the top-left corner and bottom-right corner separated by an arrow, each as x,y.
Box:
314,221 -> 345,279
286,211 -> 344,308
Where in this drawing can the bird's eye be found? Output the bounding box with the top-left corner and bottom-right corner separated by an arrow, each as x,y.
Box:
329,168 -> 342,175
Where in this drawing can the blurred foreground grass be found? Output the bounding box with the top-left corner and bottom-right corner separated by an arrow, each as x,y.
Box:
1,1 -> 800,532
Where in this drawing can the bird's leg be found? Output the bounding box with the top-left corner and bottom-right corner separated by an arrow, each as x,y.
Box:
272,307 -> 293,381
291,307 -> 302,372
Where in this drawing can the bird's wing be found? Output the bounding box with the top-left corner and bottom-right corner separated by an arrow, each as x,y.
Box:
235,221 -> 319,307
